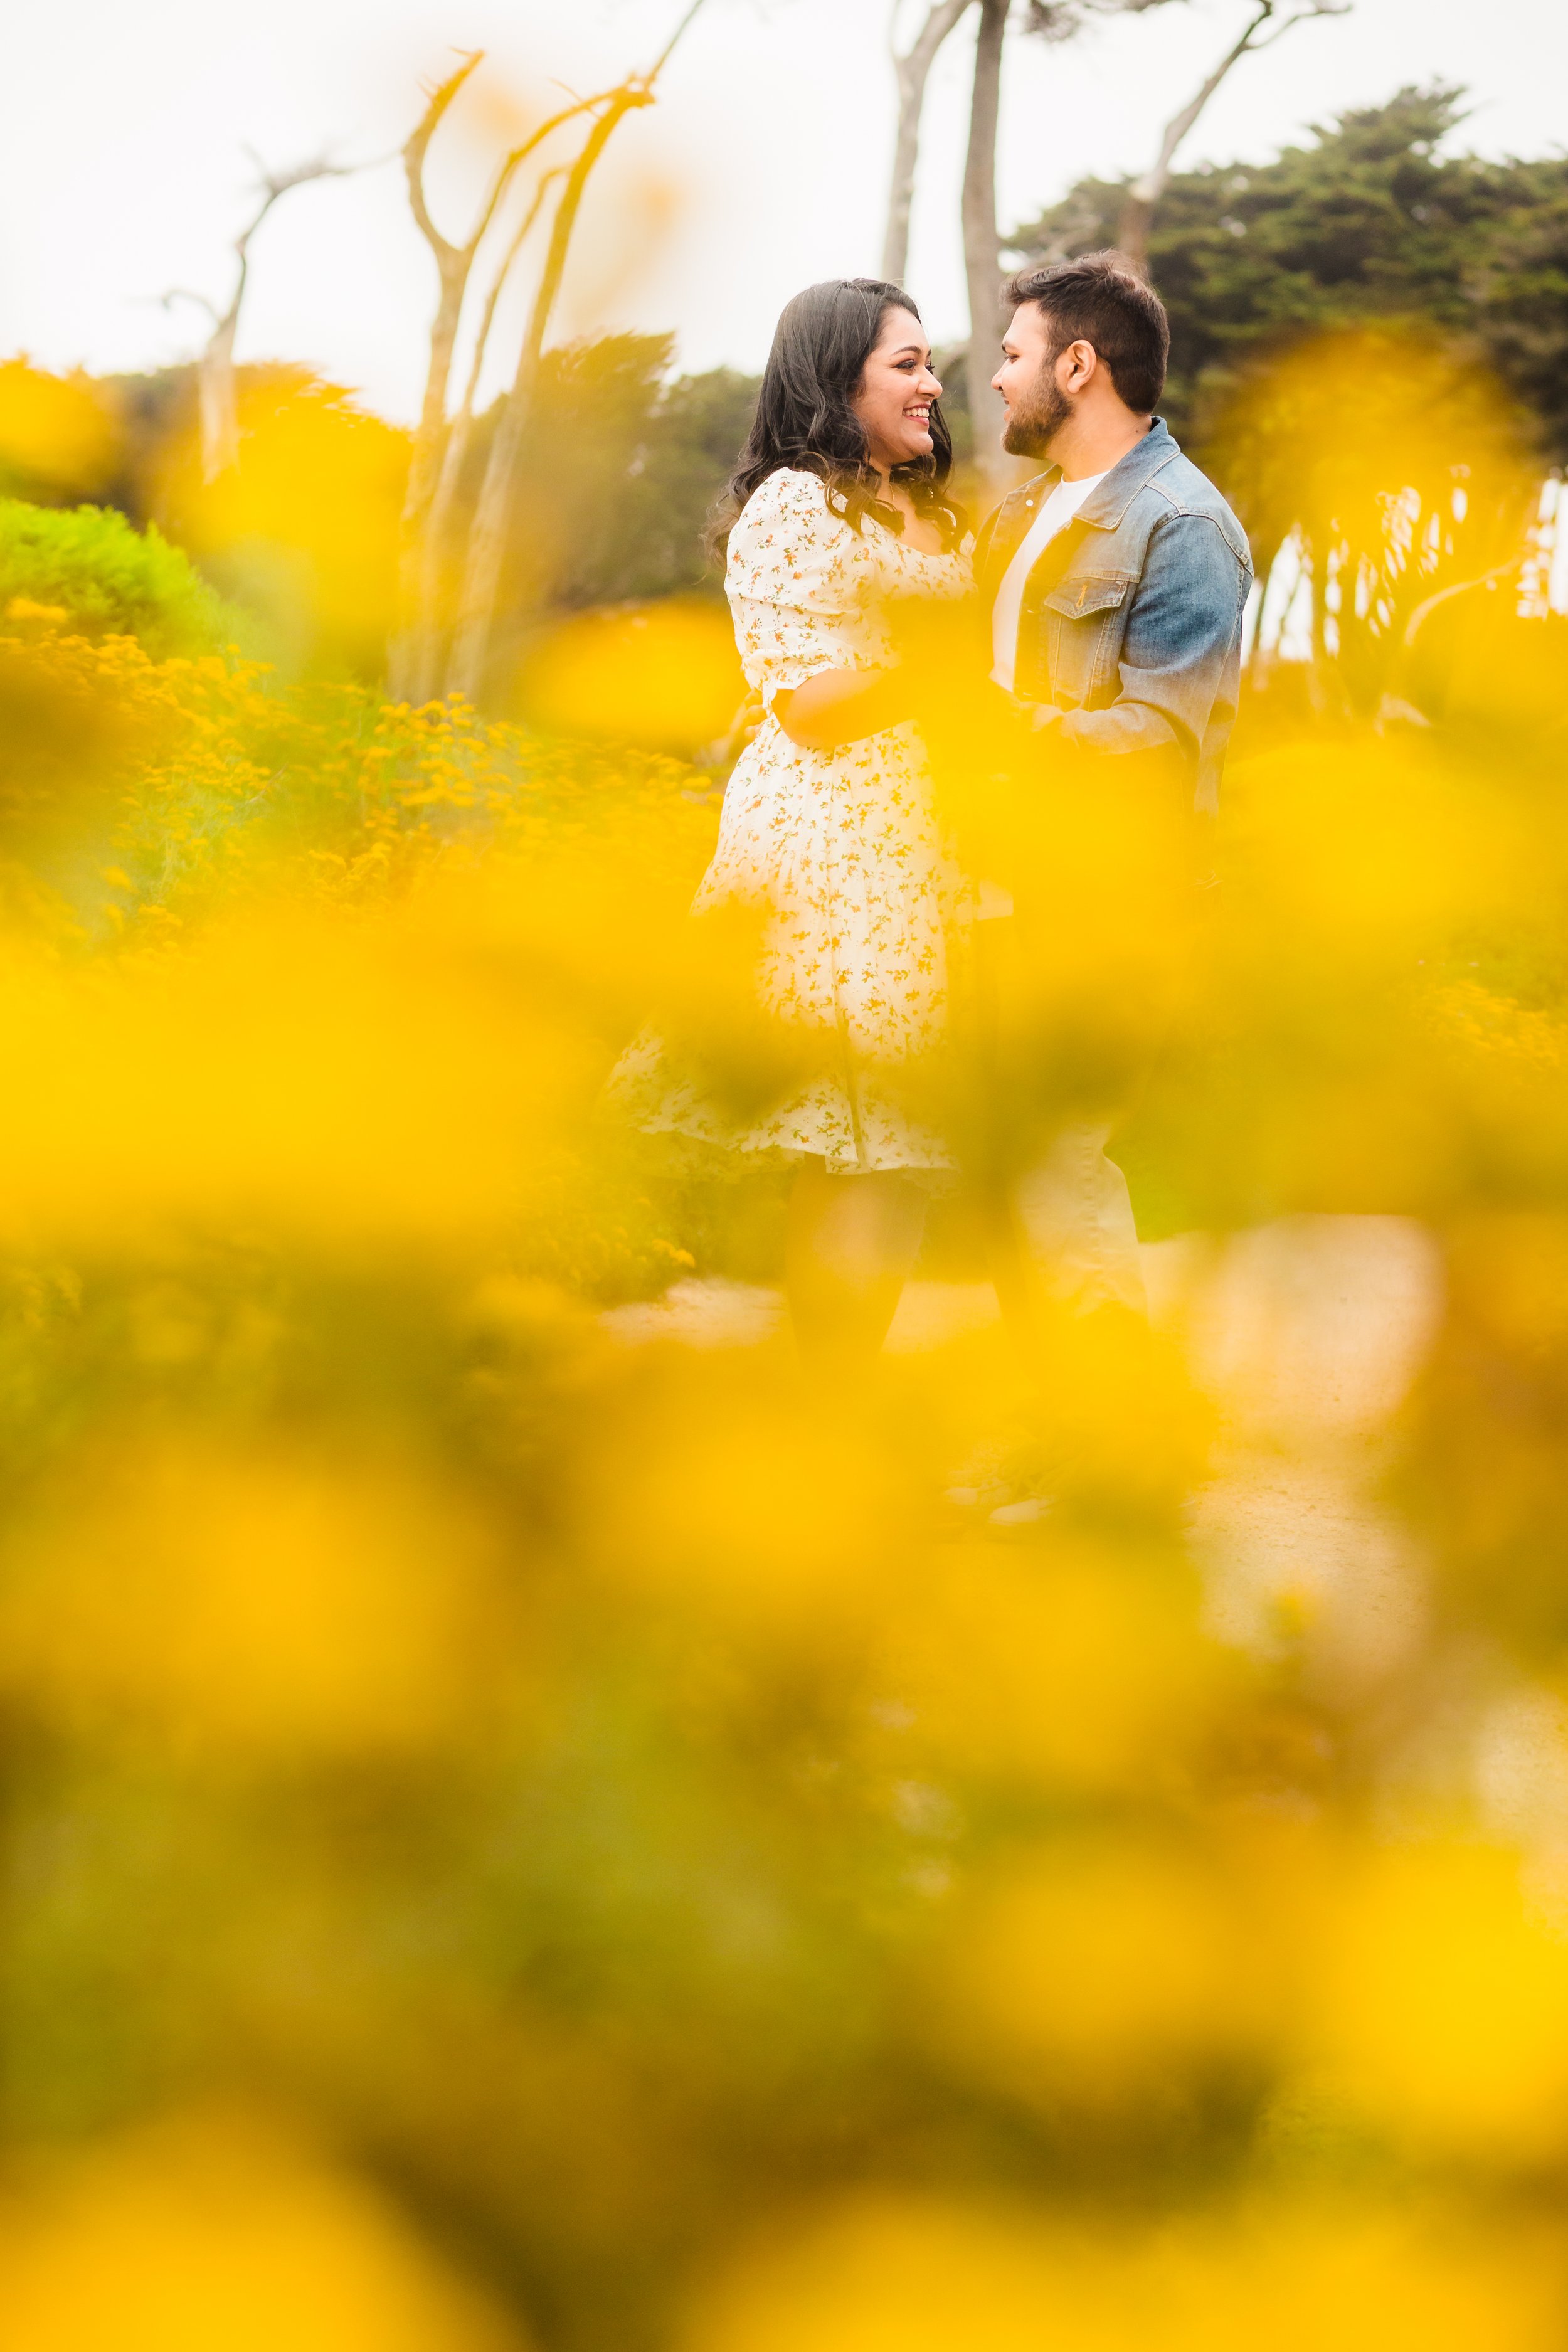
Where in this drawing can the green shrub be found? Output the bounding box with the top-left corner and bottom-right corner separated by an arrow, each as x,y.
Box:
0,498 -> 233,659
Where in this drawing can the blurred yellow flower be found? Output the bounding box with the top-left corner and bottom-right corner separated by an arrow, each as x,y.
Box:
1305,1839 -> 1568,2161
0,1438 -> 524,1754
0,2118 -> 528,2351
682,2195 -> 1567,2352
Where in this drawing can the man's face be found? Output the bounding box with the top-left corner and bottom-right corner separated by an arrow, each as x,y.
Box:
993,305 -> 1071,458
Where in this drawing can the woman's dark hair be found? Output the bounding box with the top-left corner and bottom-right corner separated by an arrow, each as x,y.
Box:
708,278 -> 964,558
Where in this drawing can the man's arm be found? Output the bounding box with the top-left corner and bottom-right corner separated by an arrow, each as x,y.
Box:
1033,512 -> 1249,770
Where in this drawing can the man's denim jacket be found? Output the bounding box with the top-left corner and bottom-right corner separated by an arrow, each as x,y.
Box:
975,420 -> 1252,813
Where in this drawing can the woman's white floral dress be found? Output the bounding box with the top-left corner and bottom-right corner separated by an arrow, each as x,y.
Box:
620,467 -> 972,1172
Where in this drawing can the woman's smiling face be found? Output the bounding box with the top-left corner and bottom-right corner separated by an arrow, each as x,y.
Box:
851,307 -> 943,474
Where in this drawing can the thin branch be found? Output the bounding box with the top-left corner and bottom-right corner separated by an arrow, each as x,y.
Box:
459,171 -> 567,429
162,151 -> 354,481
446,0 -> 711,699
883,0 -> 977,285
158,289 -> 221,328
403,51 -> 485,263
400,166 -> 566,707
389,51 -> 627,699
646,0 -> 711,83
1119,0 -> 1352,273
1127,2 -> 1276,208
399,66 -> 625,526
1402,554 -> 1523,649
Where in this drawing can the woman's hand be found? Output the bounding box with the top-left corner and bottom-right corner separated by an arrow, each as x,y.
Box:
774,665 -> 911,751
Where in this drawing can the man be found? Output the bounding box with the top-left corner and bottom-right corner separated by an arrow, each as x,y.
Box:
976,253 -> 1252,1323
982,252 -> 1251,807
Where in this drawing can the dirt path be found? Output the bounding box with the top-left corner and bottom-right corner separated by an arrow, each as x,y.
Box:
604,1219 -> 1444,1681
606,1229 -> 1568,1855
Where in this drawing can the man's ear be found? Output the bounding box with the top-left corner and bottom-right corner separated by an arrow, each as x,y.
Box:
1063,337 -> 1098,390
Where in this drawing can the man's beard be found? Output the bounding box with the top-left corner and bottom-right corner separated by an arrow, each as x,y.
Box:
1002,359 -> 1071,459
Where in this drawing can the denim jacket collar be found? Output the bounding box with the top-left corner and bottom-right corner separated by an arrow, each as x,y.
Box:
1025,416 -> 1181,536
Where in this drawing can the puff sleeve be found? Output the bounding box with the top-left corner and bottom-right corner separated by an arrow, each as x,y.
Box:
724,469 -> 864,703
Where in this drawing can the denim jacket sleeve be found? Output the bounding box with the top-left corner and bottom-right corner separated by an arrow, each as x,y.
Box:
1036,511 -> 1247,775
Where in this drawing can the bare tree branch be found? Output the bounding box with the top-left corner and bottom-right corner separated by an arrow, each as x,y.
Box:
882,0 -> 976,286
389,60 -> 625,698
403,167 -> 564,705
400,60 -> 622,536
1118,0 -> 1351,274
168,152 -> 354,482
446,0 -> 712,702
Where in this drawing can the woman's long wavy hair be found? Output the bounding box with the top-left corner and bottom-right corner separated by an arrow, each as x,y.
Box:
707,278 -> 965,560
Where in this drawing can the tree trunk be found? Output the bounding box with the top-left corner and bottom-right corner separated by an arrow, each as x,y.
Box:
1116,189 -> 1157,279
405,174 -> 563,705
388,60 -> 613,701
1248,538 -> 1279,686
446,92 -> 648,702
882,0 -> 975,287
197,312 -> 241,482
401,261 -> 469,538
181,156 -> 349,485
961,0 -> 1009,498
388,253 -> 469,699
442,0 -> 710,703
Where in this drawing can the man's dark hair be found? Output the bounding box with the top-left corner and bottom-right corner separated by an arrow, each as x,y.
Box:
1004,252 -> 1170,415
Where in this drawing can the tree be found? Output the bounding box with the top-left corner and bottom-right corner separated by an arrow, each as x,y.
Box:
1204,325 -> 1537,714
389,60 -> 620,702
446,0 -> 712,702
400,169 -> 566,704
961,0 -> 1012,494
961,1 -> 1185,495
883,1 -> 977,287
455,338 -> 758,653
1011,87 -> 1568,459
163,156 -> 352,483
1117,0 -> 1351,278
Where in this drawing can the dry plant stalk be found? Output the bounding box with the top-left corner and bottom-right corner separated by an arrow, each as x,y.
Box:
164,154 -> 352,483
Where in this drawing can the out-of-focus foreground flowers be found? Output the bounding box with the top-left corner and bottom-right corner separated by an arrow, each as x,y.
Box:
0,336 -> 1566,2351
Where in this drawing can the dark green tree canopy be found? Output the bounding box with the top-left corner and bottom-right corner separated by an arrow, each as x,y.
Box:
1011,87 -> 1568,457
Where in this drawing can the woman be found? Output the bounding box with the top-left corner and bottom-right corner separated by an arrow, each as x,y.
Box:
620,278 -> 971,1374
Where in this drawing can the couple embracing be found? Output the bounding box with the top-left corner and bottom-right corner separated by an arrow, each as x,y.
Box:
623,255 -> 1251,1375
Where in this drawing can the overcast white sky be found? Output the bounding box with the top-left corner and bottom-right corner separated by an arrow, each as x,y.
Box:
3,0 -> 1565,423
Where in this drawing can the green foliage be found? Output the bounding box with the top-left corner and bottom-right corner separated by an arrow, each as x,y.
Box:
97,346 -> 760,688
1014,87 -> 1568,458
0,498 -> 233,660
468,336 -> 758,631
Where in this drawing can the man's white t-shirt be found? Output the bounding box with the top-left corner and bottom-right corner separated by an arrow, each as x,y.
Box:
989,470 -> 1108,693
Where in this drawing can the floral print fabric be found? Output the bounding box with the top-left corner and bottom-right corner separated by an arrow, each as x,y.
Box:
618,468 -> 972,1174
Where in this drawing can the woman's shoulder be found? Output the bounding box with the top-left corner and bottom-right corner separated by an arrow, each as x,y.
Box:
728,469 -> 850,581
732,467 -> 842,541
750,465 -> 832,510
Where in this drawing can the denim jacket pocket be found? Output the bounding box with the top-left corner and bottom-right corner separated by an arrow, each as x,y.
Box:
1039,573 -> 1135,705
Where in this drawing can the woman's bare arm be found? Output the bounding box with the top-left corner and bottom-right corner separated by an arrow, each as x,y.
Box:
774,666 -> 911,750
